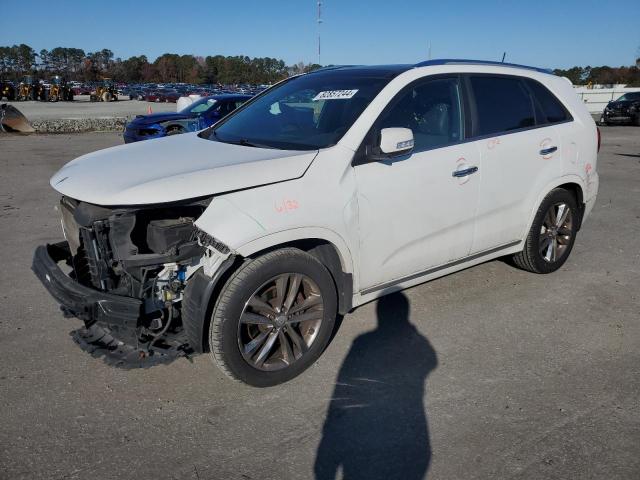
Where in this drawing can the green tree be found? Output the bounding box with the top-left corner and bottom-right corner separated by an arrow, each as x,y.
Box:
553,66 -> 585,85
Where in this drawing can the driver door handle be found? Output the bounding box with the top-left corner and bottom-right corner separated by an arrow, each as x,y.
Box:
452,166 -> 479,178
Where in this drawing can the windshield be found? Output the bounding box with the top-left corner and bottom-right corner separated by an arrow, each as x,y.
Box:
616,92 -> 640,102
202,72 -> 392,150
181,97 -> 218,115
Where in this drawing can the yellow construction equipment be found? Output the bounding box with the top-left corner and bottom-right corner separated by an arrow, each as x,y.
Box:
48,76 -> 74,102
90,78 -> 118,102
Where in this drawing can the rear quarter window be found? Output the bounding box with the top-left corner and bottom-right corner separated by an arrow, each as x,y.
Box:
525,79 -> 571,124
469,76 -> 535,136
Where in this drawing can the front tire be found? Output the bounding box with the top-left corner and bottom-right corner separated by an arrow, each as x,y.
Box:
512,188 -> 579,274
209,248 -> 337,387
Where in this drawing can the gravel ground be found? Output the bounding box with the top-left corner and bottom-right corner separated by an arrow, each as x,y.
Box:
3,96 -> 175,120
0,128 -> 638,480
2,96 -> 176,133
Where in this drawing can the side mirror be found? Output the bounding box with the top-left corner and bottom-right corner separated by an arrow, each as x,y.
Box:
378,127 -> 414,157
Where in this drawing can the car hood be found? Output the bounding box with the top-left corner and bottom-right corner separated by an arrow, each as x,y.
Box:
50,133 -> 318,206
607,100 -> 634,109
129,112 -> 195,125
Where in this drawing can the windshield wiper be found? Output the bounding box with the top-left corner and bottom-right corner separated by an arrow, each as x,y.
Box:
237,138 -> 275,149
208,130 -> 275,149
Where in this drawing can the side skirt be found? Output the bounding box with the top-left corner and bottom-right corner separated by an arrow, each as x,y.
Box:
353,240 -> 522,307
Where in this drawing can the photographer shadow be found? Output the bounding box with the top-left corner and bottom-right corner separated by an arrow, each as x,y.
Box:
315,292 -> 438,480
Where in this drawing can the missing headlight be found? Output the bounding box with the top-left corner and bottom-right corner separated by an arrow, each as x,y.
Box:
146,217 -> 195,254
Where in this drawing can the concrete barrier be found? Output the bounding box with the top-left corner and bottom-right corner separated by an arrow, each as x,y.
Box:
574,86 -> 640,114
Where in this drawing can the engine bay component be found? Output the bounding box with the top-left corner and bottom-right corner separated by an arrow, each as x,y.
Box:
147,217 -> 195,254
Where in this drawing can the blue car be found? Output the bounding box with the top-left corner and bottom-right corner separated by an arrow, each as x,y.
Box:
123,94 -> 251,143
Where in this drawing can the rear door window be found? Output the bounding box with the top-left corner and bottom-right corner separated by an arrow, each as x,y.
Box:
525,79 -> 571,124
469,76 -> 535,136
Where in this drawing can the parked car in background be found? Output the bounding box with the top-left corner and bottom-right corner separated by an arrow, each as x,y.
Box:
600,92 -> 640,126
123,94 -> 251,143
71,85 -> 93,96
126,88 -> 146,100
143,90 -> 163,102
159,89 -> 181,103
34,60 -> 599,387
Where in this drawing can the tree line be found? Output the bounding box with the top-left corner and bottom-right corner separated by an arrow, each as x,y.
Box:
553,63 -> 640,86
3,43 -> 638,86
0,44 -> 321,84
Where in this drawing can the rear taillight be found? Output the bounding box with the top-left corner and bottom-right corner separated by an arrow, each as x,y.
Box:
597,127 -> 601,153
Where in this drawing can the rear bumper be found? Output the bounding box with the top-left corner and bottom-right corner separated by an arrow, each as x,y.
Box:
32,242 -> 142,328
582,172 -> 599,226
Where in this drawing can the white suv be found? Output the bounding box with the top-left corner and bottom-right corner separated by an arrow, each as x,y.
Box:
33,60 -> 599,386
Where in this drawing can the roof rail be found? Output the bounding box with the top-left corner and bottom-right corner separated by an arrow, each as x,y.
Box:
414,59 -> 553,74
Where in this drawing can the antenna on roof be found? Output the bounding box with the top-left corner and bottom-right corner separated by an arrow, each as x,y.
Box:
317,1 -> 323,66
501,52 -> 506,63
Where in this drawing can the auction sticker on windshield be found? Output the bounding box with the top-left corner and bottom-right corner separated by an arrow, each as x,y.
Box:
313,89 -> 359,101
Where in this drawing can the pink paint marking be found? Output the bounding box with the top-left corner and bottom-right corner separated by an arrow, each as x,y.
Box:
275,199 -> 299,213
487,138 -> 501,150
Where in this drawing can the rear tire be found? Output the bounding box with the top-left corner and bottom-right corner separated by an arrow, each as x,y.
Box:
209,248 -> 337,387
511,188 -> 579,274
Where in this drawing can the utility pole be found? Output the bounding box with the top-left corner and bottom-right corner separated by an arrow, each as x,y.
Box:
317,1 -> 323,66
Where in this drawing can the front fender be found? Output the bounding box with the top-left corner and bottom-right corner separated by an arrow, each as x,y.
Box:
196,198 -> 354,271
194,198 -> 356,278
236,227 -> 355,275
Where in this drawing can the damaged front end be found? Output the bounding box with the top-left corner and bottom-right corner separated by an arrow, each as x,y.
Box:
32,196 -> 231,360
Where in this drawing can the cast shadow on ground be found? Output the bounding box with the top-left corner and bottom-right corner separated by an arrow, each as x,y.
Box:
315,292 -> 438,480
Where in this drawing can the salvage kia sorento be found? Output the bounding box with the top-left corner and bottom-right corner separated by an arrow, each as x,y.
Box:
33,60 -> 600,386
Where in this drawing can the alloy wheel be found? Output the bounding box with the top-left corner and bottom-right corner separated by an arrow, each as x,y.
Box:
237,273 -> 324,371
539,202 -> 573,263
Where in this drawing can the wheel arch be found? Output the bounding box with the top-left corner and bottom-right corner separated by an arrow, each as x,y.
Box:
183,235 -> 354,354
243,238 -> 354,316
523,176 -> 586,241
